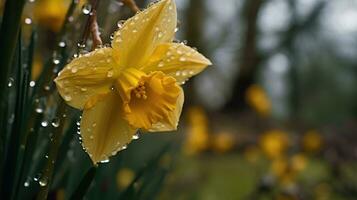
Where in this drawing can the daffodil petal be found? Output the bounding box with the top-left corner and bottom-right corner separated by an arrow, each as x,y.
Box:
141,43 -> 212,84
55,48 -> 117,109
81,92 -> 137,164
111,0 -> 177,68
149,87 -> 184,132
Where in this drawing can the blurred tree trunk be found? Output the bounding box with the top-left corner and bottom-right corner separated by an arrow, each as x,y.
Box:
224,0 -> 265,111
184,0 -> 206,105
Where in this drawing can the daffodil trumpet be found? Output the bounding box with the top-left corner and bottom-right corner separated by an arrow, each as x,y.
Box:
55,0 -> 211,163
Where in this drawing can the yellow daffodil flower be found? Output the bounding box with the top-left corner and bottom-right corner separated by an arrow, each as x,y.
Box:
211,132 -> 235,153
302,129 -> 323,153
183,106 -> 210,155
55,0 -> 211,163
116,168 -> 135,189
246,84 -> 271,116
260,130 -> 289,159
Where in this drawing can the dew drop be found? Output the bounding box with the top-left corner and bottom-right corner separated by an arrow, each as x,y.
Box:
117,20 -> 125,28
71,67 -> 78,73
29,81 -> 36,87
100,159 -> 110,163
24,181 -> 30,187
58,41 -> 66,48
77,43 -> 86,49
7,78 -> 14,87
82,4 -> 92,15
179,57 -> 186,62
158,62 -> 164,67
33,174 -> 41,182
24,17 -> 32,25
43,85 -> 50,91
106,70 -> 114,77
39,177 -> 48,187
53,58 -> 60,65
158,32 -> 163,38
41,121 -> 48,127
51,118 -> 60,128
35,107 -> 44,114
132,133 -> 140,140
132,29 -> 138,33
64,95 -> 72,101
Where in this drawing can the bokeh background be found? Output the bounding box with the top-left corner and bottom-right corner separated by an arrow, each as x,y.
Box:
3,0 -> 357,199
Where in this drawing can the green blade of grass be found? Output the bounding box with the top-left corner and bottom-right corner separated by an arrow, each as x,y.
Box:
0,32 -> 30,199
0,0 -> 26,106
69,166 -> 98,200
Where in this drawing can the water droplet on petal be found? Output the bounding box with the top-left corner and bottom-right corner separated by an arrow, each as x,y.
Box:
179,57 -> 186,62
71,67 -> 78,73
117,20 -> 125,28
64,95 -> 72,101
107,70 -> 114,77
132,133 -> 140,140
100,159 -> 110,163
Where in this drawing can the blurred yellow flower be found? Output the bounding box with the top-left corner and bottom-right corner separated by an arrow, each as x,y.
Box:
271,157 -> 288,178
260,130 -> 289,159
55,0 -> 211,163
211,132 -> 235,153
243,146 -> 261,163
291,153 -> 307,172
116,168 -> 135,189
302,130 -> 323,153
246,84 -> 271,116
184,107 -> 210,155
33,0 -> 71,32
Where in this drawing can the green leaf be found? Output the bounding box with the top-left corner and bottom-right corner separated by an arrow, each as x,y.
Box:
69,166 -> 97,200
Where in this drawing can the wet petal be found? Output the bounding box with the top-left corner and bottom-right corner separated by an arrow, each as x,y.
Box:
141,43 -> 211,84
149,87 -> 184,132
112,0 -> 177,68
55,48 -> 118,109
81,92 -> 137,164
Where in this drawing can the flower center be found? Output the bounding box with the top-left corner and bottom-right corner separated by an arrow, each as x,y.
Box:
133,81 -> 147,99
115,68 -> 181,130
